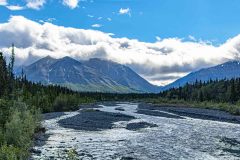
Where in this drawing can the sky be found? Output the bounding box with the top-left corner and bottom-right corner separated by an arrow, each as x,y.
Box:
1,0 -> 240,86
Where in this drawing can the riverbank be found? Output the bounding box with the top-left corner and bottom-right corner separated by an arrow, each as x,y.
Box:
138,103 -> 240,124
31,102 -> 240,159
141,98 -> 240,115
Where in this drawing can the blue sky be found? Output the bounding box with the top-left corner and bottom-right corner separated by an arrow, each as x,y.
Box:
1,0 -> 240,86
1,0 -> 240,44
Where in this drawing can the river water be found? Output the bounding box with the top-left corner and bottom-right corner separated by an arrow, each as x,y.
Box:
32,103 -> 240,160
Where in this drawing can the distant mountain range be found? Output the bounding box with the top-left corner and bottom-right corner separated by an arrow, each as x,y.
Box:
161,61 -> 240,91
17,57 -> 240,93
18,56 -> 160,93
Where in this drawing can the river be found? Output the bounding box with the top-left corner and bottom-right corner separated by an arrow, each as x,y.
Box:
31,102 -> 240,160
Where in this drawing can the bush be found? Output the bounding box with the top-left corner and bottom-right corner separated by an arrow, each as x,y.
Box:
0,129 -> 4,145
5,110 -> 35,149
53,94 -> 79,112
0,99 -> 10,129
0,144 -> 27,160
0,100 -> 41,160
67,148 -> 78,160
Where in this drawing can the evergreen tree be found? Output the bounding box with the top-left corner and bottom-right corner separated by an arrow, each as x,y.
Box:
229,79 -> 237,103
7,44 -> 15,97
0,52 -> 8,97
198,90 -> 204,102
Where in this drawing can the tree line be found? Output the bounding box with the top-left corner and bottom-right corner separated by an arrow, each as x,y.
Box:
159,79 -> 240,103
0,45 -> 157,159
0,45 -> 98,159
157,79 -> 240,115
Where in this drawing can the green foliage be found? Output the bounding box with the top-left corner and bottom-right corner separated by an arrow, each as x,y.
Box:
0,46 -> 42,159
0,99 -> 10,129
0,144 -> 20,160
148,79 -> 240,115
0,128 -> 4,146
160,79 -> 240,103
67,149 -> 79,160
5,104 -> 37,149
0,52 -> 9,97
0,45 -> 99,159
0,100 -> 41,160
2,44 -> 240,159
53,94 -> 79,111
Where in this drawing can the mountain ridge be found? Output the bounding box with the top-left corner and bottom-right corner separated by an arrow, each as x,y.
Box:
161,60 -> 240,91
19,56 -> 160,93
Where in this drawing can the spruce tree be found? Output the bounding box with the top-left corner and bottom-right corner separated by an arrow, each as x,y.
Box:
7,44 -> 15,97
0,52 -> 8,97
230,79 -> 237,103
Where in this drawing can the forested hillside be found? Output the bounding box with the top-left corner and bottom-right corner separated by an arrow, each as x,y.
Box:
161,61 -> 240,91
0,46 -> 96,159
157,79 -> 240,114
0,45 -> 157,159
160,79 -> 240,103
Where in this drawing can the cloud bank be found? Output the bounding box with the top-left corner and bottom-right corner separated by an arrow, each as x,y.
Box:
0,16 -> 239,86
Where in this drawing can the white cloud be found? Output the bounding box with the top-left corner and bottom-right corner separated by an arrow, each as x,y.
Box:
0,0 -> 45,10
39,20 -> 44,23
62,0 -> 79,9
1,0 -> 80,10
156,36 -> 161,41
0,0 -> 7,6
6,5 -> 25,11
39,18 -> 56,23
91,24 -> 102,28
107,18 -> 112,21
188,35 -> 195,41
0,16 -> 239,86
87,15 -> 94,18
46,17 -> 56,22
119,8 -> 131,16
26,0 -> 46,10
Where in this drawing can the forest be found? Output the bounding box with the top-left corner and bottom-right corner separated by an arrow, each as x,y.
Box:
153,79 -> 240,115
0,46 -> 240,159
0,48 -> 97,159
0,47 -> 155,159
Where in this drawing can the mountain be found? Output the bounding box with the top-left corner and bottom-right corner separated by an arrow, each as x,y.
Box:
161,60 -> 240,91
84,58 -> 159,93
19,56 -> 160,93
19,56 -> 58,83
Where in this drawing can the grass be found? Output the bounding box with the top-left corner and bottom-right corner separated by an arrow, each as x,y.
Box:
141,98 -> 240,115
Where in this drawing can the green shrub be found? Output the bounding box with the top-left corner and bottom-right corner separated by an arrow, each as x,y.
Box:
0,100 -> 41,160
53,94 -> 79,112
5,109 -> 35,150
0,144 -> 26,160
0,129 -> 4,145
0,99 -> 10,129
67,148 -> 78,160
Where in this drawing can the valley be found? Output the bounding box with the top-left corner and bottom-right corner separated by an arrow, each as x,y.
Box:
32,102 -> 240,160
1,1 -> 240,159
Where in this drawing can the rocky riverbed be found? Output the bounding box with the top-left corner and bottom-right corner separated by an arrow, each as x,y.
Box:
31,102 -> 240,160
